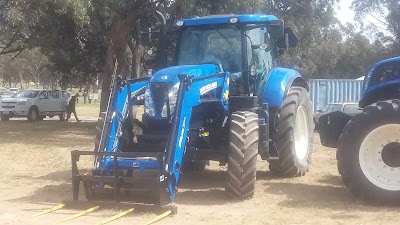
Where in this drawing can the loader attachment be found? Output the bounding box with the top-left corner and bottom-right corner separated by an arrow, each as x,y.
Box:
71,72 -> 230,205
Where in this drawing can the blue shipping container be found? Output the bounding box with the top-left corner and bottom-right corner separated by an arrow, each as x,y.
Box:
309,79 -> 364,113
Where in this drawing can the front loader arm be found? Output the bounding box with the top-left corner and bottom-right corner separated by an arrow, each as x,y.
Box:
164,72 -> 230,200
96,76 -> 148,169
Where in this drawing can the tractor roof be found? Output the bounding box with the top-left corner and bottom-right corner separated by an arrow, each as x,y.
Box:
367,56 -> 400,77
373,56 -> 400,68
173,14 -> 279,27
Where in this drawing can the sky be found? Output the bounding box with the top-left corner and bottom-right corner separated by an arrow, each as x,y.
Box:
336,0 -> 355,25
335,0 -> 389,38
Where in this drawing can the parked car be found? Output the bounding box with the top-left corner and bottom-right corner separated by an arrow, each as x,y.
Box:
0,89 -> 11,99
9,87 -> 19,94
0,89 -> 69,121
313,102 -> 361,130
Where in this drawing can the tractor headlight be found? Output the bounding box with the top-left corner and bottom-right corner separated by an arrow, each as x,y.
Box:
161,82 -> 180,117
144,85 -> 155,116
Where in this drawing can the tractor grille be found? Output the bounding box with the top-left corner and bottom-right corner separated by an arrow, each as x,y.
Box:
151,82 -> 170,114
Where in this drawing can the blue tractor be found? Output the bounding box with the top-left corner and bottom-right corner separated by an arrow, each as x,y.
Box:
319,56 -> 400,202
71,13 -> 314,205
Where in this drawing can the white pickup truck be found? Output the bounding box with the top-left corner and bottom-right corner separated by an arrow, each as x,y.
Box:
0,89 -> 70,121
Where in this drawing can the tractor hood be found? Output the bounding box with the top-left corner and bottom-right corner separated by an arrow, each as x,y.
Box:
150,64 -> 220,83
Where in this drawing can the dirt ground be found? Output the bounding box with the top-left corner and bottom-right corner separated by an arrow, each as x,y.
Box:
0,120 -> 399,225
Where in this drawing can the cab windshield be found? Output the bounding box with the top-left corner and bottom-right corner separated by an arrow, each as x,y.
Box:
177,25 -> 242,73
177,24 -> 275,95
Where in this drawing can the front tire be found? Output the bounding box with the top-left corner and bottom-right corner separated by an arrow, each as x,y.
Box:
337,100 -> 400,202
269,87 -> 314,177
225,111 -> 258,199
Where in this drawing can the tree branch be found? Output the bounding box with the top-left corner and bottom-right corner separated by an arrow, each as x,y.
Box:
11,49 -> 24,60
0,46 -> 24,55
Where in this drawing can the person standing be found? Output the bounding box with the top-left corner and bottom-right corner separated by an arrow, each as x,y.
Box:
67,93 -> 81,122
88,92 -> 93,104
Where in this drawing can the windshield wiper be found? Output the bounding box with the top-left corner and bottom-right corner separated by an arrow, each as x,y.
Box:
210,25 -> 232,46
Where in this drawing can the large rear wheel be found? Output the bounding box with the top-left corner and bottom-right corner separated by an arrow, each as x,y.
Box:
337,100 -> 400,202
269,87 -> 314,177
225,111 -> 258,199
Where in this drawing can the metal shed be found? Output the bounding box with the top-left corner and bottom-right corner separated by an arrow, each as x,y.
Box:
309,79 -> 364,113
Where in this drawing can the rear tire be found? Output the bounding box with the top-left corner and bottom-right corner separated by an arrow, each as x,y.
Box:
27,107 -> 39,122
337,100 -> 400,202
269,87 -> 314,177
225,111 -> 258,199
59,111 -> 68,121
1,114 -> 9,121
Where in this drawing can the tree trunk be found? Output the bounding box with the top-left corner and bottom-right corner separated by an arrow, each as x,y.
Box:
129,22 -> 143,79
100,14 -> 132,113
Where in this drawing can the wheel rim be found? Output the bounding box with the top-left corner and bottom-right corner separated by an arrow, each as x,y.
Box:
359,124 -> 400,191
31,111 -> 37,120
294,106 -> 309,161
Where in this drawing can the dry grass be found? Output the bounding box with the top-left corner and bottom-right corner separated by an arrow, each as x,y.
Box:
75,102 -> 100,117
0,121 -> 399,225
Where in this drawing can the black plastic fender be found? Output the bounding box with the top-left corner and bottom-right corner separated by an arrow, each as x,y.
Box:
318,111 -> 353,148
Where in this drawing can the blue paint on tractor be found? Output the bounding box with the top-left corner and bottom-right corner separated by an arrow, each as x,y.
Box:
362,56 -> 400,95
151,64 -> 220,83
173,14 -> 278,27
260,68 -> 303,108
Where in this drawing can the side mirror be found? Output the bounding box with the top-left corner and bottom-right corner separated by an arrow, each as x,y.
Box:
277,27 -> 298,49
269,20 -> 284,39
317,110 -> 323,113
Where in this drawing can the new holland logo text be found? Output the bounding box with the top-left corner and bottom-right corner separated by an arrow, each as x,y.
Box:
200,82 -> 217,95
178,117 -> 186,148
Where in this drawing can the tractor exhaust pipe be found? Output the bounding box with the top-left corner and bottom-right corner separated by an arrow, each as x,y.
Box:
156,10 -> 167,68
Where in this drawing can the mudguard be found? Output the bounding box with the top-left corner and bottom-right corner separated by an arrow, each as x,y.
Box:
318,111 -> 353,148
259,67 -> 308,108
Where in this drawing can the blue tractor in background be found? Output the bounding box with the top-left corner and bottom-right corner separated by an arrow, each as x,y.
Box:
319,56 -> 400,202
71,13 -> 314,205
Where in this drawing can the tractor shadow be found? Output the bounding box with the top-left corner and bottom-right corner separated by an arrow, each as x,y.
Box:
263,181 -> 400,211
176,170 -> 230,205
10,169 -> 231,207
317,174 -> 344,186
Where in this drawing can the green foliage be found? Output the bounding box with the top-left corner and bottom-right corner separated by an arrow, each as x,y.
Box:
0,0 -> 398,90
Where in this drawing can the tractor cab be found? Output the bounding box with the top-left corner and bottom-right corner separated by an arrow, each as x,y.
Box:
173,15 -> 297,96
